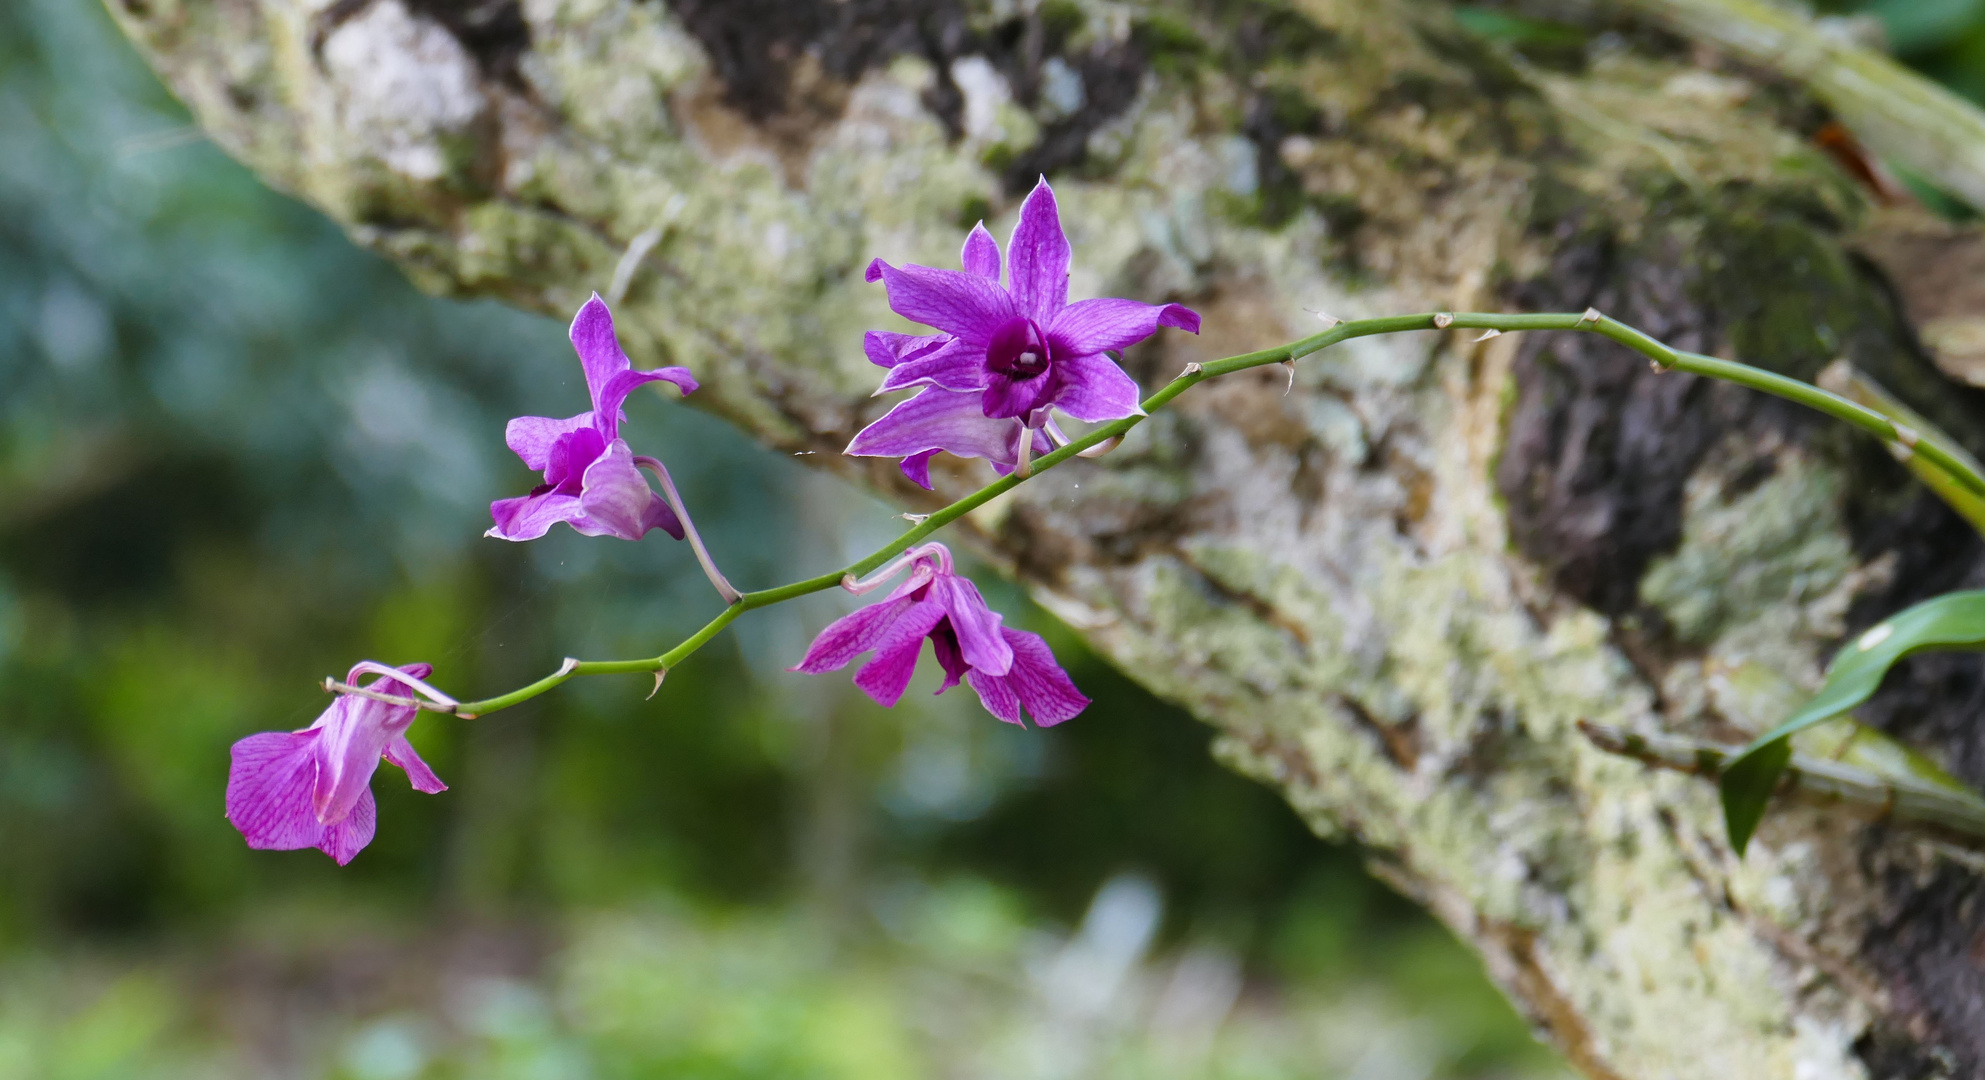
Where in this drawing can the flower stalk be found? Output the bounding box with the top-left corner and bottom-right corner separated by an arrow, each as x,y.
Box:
409,308 -> 1985,719
636,455 -> 741,604
1578,720 -> 1985,844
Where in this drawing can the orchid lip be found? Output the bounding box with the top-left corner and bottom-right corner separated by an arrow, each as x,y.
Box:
985,317 -> 1051,380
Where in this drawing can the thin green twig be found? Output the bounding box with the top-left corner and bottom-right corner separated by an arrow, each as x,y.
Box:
1579,721 -> 1985,843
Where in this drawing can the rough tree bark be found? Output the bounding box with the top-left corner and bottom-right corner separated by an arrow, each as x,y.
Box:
106,0 -> 1985,1075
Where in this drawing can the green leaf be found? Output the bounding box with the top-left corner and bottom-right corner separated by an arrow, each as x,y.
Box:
1720,589 -> 1985,854
1720,737 -> 1791,857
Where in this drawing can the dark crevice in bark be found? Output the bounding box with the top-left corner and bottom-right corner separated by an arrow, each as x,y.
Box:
996,39 -> 1145,194
407,0 -> 530,86
1830,223 -> 1985,791
1496,175 -> 1985,1079
1857,853 -> 1985,1078
1831,292 -> 1985,789
312,0 -> 533,88
658,0 -> 1149,193
649,0 -> 1365,201
1216,0 -> 1338,65
1841,471 -> 1985,787
661,0 -> 966,122
1240,84 -> 1324,229
1497,183 -> 1951,620
1335,693 -> 1420,772
1854,1024 -> 1960,1080
1498,197 -> 1768,616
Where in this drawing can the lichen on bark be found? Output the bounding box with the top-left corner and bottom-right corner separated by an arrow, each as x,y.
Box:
106,0 -> 1985,1075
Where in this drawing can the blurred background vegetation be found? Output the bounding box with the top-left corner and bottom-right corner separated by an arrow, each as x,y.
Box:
1830,0 -> 1985,102
1,1 -> 1976,1077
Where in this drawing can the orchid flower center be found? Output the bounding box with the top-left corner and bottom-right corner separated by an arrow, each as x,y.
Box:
546,426 -> 607,492
986,317 -> 1051,380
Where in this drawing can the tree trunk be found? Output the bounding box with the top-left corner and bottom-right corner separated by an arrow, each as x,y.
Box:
107,0 -> 1985,1075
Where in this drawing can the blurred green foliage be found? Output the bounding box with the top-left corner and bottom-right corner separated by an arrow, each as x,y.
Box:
1842,0 -> 1985,103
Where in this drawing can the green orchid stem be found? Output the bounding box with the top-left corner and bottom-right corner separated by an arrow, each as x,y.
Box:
1579,721 -> 1985,843
444,309 -> 1985,717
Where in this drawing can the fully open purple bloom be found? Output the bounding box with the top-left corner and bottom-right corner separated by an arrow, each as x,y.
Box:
848,178 -> 1200,487
225,662 -> 449,865
489,294 -> 699,541
790,544 -> 1088,726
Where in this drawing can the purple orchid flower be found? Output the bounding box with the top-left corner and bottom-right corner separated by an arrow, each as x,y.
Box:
488,294 -> 699,542
847,178 -> 1200,488
225,662 -> 452,865
790,543 -> 1089,726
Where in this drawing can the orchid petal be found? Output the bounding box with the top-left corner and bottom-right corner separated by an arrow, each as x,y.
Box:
851,600 -> 948,707
595,366 -> 698,437
866,259 -> 1016,345
308,694 -> 403,827
962,221 -> 1001,281
930,622 -> 971,691
899,450 -> 939,490
505,412 -> 594,473
570,293 -> 634,407
927,575 -> 1012,676
876,337 -> 990,394
1049,352 -> 1146,423
997,627 -> 1089,726
865,330 -> 949,369
226,730 -> 326,852
227,661 -> 444,866
545,426 -> 609,491
384,735 -> 447,794
317,787 -> 377,865
1007,178 -> 1071,323
642,493 -> 686,540
347,660 -> 433,682
962,628 -> 1088,727
792,596 -> 921,673
1047,297 -> 1200,356
964,667 -> 1024,725
981,370 -> 1056,420
576,439 -> 659,541
882,561 -> 940,603
846,388 -> 1024,471
487,490 -> 586,542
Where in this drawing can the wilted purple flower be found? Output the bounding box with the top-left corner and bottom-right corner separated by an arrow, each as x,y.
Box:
225,662 -> 450,865
489,294 -> 699,541
790,543 -> 1088,726
848,178 -> 1199,487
